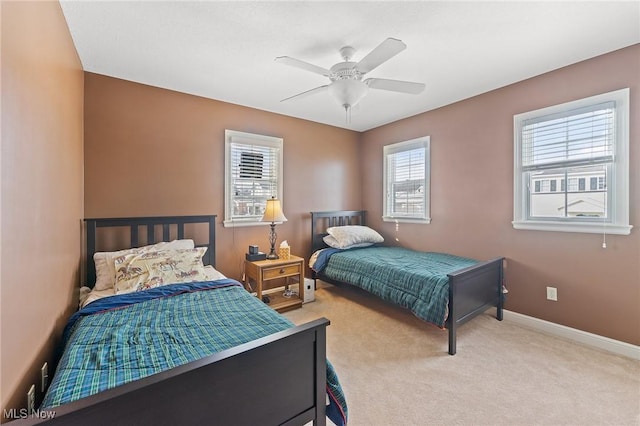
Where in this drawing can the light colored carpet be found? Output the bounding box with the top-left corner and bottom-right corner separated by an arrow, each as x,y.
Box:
283,282 -> 640,426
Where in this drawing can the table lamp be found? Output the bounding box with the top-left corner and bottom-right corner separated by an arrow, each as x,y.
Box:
262,197 -> 287,259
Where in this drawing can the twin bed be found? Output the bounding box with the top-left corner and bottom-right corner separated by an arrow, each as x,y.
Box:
310,210 -> 505,356
18,215 -> 346,426
20,210 -> 504,424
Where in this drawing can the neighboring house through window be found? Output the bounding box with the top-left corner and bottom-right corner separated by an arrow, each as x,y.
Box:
513,88 -> 631,235
224,130 -> 283,227
383,136 -> 431,224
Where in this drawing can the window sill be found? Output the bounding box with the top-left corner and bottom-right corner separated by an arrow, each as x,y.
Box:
223,220 -> 272,228
383,216 -> 431,224
512,220 -> 632,235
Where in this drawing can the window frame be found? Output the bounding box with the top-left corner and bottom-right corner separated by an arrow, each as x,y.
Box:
382,136 -> 431,224
513,88 -> 631,235
223,130 -> 284,228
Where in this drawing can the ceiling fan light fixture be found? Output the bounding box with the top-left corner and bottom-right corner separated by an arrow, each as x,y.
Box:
328,79 -> 369,110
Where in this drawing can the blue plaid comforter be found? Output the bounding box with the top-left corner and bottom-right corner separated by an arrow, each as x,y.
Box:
316,246 -> 478,328
41,279 -> 347,425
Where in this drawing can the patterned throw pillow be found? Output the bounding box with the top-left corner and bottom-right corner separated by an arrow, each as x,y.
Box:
93,239 -> 195,290
114,247 -> 208,294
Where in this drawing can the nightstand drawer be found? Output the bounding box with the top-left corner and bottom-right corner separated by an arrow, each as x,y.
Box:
263,264 -> 301,280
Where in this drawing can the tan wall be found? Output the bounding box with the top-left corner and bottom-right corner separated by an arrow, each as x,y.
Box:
361,45 -> 640,345
1,0 -> 84,417
84,73 -> 361,280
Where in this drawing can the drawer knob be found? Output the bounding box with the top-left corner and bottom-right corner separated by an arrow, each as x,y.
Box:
279,268 -> 285,274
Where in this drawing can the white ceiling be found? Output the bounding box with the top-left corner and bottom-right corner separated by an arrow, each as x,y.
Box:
60,1 -> 639,132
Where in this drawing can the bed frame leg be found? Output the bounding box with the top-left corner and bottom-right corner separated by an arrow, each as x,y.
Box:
497,260 -> 505,321
448,322 -> 457,355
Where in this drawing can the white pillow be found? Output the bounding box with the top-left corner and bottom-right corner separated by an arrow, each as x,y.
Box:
204,265 -> 226,281
93,239 -> 195,290
323,235 -> 374,250
325,225 -> 384,249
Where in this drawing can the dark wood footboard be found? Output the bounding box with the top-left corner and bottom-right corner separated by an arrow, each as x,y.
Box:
12,318 -> 330,425
447,257 -> 504,355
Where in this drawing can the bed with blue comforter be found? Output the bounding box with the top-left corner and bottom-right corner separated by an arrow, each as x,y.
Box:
313,247 -> 478,328
311,210 -> 505,356
41,278 -> 347,426
6,215 -> 346,425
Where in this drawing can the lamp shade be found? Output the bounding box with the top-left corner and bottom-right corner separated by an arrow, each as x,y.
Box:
262,197 -> 287,223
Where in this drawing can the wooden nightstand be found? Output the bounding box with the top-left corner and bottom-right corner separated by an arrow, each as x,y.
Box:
244,255 -> 305,313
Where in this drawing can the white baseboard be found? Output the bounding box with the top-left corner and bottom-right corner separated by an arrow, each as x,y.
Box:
503,310 -> 640,360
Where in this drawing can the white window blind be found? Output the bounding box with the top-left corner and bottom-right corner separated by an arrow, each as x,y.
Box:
521,102 -> 615,171
383,136 -> 430,223
224,131 -> 283,227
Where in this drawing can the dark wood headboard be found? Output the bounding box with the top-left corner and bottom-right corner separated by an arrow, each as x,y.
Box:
310,210 -> 366,253
84,215 -> 216,287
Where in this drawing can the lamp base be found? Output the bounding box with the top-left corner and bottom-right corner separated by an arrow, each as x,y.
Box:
266,222 -> 280,260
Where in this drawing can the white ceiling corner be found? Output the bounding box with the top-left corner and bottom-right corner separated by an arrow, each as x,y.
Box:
61,1 -> 640,132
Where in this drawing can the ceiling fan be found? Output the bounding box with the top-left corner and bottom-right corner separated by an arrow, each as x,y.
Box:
275,38 -> 425,120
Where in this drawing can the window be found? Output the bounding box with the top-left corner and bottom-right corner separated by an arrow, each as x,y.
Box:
567,178 -> 578,192
224,130 -> 283,227
541,180 -> 550,192
383,136 -> 430,223
513,88 -> 631,235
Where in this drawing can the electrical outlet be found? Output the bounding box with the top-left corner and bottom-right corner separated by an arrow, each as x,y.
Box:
41,362 -> 49,392
27,384 -> 35,414
546,286 -> 558,301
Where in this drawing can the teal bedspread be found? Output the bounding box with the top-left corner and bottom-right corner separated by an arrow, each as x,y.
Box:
41,280 -> 347,425
321,246 -> 478,327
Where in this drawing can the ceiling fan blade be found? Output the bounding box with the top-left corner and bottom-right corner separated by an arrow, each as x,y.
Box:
280,85 -> 329,102
275,56 -> 331,77
355,38 -> 406,74
365,78 -> 425,94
